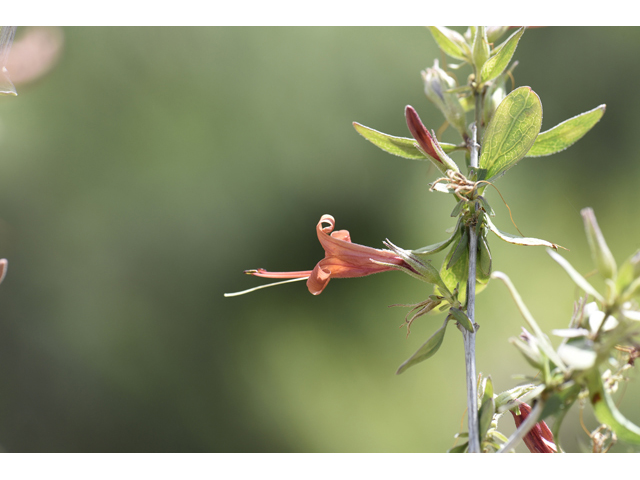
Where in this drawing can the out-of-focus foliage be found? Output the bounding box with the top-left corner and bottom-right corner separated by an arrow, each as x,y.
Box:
0,27 -> 639,452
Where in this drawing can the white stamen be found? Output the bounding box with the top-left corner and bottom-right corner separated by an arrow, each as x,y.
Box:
224,276 -> 309,297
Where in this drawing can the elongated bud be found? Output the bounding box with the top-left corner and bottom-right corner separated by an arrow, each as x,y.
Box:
405,105 -> 460,174
422,60 -> 467,135
581,208 -> 617,280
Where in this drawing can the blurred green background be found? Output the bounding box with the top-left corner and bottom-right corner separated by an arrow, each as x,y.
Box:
0,26 -> 638,452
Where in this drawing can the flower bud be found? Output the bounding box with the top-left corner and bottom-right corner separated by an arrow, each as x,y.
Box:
422,60 -> 467,135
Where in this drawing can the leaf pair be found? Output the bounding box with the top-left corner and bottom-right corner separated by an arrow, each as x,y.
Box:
354,87 -> 604,182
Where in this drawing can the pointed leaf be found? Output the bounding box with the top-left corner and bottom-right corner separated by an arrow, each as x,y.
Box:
480,86 -> 543,180
428,26 -> 469,61
396,318 -> 449,375
353,122 -> 427,160
485,216 -> 561,249
480,27 -> 524,84
547,249 -> 605,302
526,105 -> 605,157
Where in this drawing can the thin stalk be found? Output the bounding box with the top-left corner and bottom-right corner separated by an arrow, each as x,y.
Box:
464,119 -> 480,453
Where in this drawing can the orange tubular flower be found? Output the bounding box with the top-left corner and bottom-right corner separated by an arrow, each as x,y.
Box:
247,214 -> 409,295
510,402 -> 557,453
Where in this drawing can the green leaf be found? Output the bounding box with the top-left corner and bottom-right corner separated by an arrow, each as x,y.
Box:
547,249 -> 605,303
428,26 -> 469,61
396,317 -> 449,375
586,369 -> 640,445
353,122 -> 458,160
479,86 -> 543,180
526,105 -> 605,157
480,27 -> 524,84
353,122 -> 426,160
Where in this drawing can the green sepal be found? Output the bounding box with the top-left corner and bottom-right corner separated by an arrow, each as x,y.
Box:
396,317 -> 450,375
547,249 -> 605,303
526,105 -> 606,157
480,86 -> 543,180
586,368 -> 640,444
450,200 -> 465,218
450,307 -> 474,332
478,234 -> 492,279
476,195 -> 495,216
439,228 -> 488,304
480,27 -> 524,84
428,26 -> 470,61
448,442 -> 468,453
447,227 -> 469,269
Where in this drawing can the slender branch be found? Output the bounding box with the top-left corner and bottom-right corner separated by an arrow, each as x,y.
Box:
497,401 -> 543,453
464,116 -> 481,453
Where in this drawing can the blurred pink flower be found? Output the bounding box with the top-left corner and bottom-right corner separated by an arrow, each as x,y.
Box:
6,27 -> 63,86
0,259 -> 7,284
247,214 -> 408,295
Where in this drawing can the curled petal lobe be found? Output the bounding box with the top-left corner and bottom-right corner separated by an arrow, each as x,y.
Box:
231,215 -> 409,296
